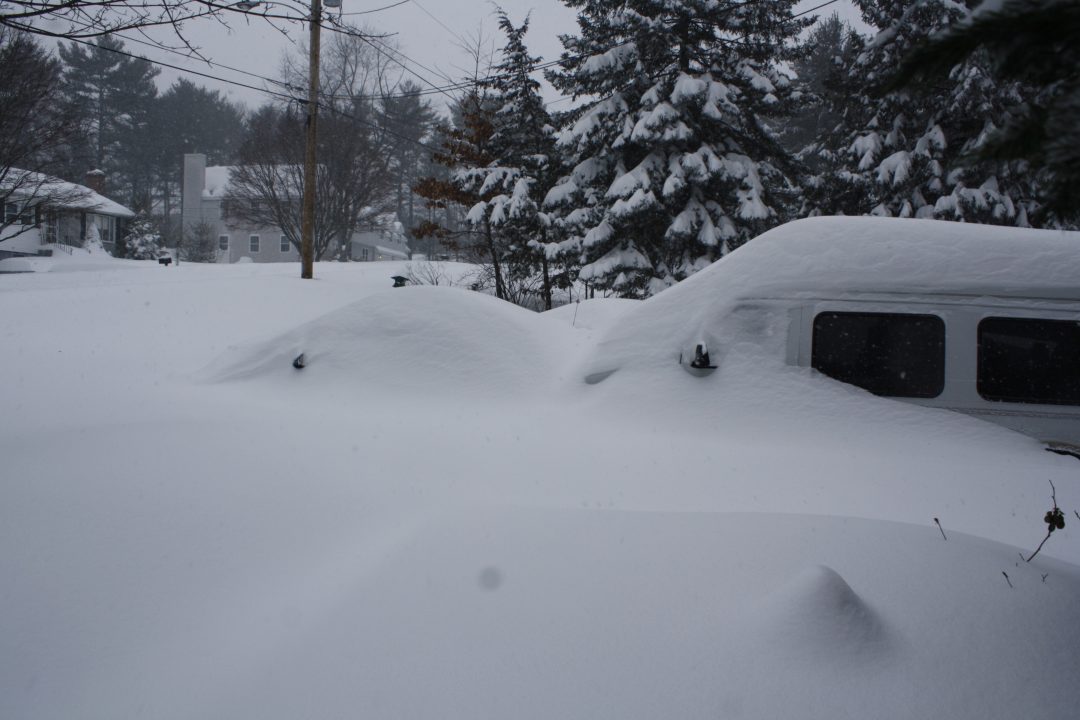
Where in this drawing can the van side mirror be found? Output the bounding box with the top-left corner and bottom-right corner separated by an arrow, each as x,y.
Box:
680,341 -> 718,375
690,343 -> 715,369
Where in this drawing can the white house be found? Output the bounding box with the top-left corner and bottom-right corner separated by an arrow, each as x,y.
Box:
181,154 -> 410,263
0,169 -> 135,259
351,225 -> 411,262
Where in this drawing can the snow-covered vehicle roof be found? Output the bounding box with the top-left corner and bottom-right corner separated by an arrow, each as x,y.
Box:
584,217 -> 1080,380
693,216 -> 1080,301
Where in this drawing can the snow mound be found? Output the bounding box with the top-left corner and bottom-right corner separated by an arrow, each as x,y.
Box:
757,564 -> 889,660
0,257 -> 46,273
200,285 -> 556,399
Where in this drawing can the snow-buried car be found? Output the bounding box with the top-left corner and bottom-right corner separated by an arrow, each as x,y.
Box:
585,216 -> 1080,449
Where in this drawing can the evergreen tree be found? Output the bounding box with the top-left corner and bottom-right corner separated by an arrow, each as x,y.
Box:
381,81 -> 439,235
121,215 -> 163,260
181,220 -> 218,263
782,13 -> 861,163
58,35 -> 159,209
414,91 -> 505,292
808,0 -> 1041,225
457,11 -> 564,309
889,0 -> 1080,225
152,78 -> 246,213
546,0 -> 809,298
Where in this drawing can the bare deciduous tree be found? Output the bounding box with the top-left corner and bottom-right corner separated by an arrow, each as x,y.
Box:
0,27 -> 88,241
227,103 -> 393,261
1,1 -> 311,47
226,32 -> 396,262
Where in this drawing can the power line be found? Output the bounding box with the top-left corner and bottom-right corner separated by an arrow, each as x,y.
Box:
53,0 -> 844,153
61,34 -> 446,155
326,16 -> 460,102
63,34 -> 300,104
118,31 -> 303,95
793,0 -> 842,19
337,0 -> 410,17
408,0 -> 471,50
134,0 -> 842,106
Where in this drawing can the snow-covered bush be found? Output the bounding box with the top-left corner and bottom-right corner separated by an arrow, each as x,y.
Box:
82,222 -> 105,253
122,216 -> 163,260
182,220 -> 219,263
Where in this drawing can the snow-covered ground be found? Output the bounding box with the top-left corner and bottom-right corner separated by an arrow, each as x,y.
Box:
2,244 -> 1078,719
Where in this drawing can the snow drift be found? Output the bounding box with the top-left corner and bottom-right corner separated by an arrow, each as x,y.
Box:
200,284 -> 559,400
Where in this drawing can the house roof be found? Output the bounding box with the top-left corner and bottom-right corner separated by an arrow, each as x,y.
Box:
204,165 -> 303,200
204,166 -> 232,199
2,169 -> 135,218
374,245 -> 409,259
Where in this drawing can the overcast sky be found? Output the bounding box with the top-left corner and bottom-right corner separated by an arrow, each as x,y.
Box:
122,0 -> 872,112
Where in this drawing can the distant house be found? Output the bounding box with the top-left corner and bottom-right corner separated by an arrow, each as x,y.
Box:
181,154 -> 410,263
352,226 -> 411,262
0,169 -> 135,259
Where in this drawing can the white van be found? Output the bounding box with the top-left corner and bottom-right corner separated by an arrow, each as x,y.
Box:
783,287 -> 1080,451
628,216 -> 1080,451
717,216 -> 1080,446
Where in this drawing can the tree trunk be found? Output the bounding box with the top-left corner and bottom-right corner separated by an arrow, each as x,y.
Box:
485,219 -> 506,300
540,230 -> 552,310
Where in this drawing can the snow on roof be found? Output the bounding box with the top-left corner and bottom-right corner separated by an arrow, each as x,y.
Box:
70,189 -> 135,218
2,169 -> 135,218
203,166 -> 232,199
374,245 -> 408,259
584,216 -> 1080,377
203,165 -> 307,200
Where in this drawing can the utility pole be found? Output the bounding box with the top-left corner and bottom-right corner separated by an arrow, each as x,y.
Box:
300,0 -> 322,279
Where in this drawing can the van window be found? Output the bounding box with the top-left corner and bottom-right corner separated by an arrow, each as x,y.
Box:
812,312 -> 945,398
978,317 -> 1080,406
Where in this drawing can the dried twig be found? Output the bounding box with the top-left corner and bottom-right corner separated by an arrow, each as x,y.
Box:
1002,571 -> 1013,589
1026,480 -> 1065,563
934,517 -> 947,541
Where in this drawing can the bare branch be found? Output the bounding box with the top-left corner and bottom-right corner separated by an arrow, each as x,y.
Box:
1025,479 -> 1065,563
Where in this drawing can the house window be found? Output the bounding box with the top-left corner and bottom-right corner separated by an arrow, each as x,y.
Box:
978,317 -> 1080,406
87,214 -> 114,246
218,235 -> 229,251
249,234 -> 260,253
5,202 -> 32,225
280,235 -> 290,253
812,311 -> 945,399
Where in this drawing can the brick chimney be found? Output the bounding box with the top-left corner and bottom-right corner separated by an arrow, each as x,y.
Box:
85,169 -> 106,195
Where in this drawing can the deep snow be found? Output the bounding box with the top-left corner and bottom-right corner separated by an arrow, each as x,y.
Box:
2,243 -> 1078,719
